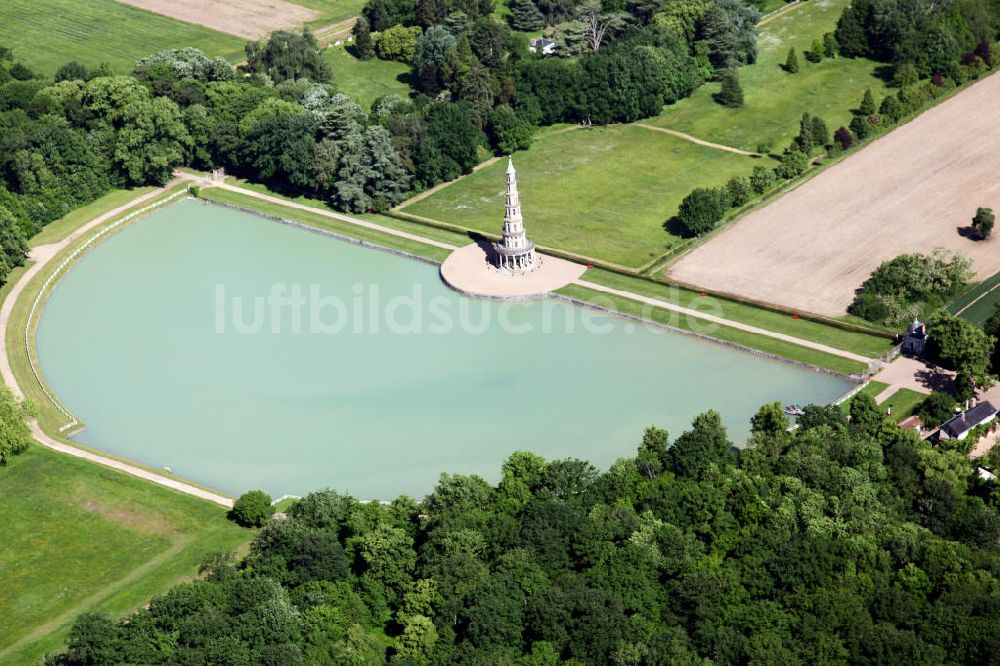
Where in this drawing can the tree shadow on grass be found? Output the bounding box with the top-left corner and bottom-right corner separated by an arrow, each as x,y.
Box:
664,215 -> 694,238
873,64 -> 897,84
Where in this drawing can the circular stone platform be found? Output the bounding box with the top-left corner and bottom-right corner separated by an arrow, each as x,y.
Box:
440,242 -> 587,299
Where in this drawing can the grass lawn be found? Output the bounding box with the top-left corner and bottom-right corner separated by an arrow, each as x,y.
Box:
949,270 -> 1000,326
879,387 -> 926,423
648,0 -> 889,152
322,44 -> 413,109
0,447 -> 250,664
581,268 -> 893,358
839,379 -> 888,412
556,283 -> 868,375
0,0 -> 246,75
403,125 -> 762,268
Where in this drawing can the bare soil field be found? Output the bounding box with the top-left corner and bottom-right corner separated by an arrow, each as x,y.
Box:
668,71 -> 1000,317
116,0 -> 319,40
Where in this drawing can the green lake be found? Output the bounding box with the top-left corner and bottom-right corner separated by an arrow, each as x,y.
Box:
36,199 -> 852,499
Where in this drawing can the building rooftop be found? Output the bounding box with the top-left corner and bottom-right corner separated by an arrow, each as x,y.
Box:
941,401 -> 997,438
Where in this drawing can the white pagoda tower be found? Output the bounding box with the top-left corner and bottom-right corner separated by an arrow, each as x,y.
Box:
494,157 -> 536,272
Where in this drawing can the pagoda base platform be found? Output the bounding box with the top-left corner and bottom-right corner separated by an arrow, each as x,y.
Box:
440,242 -> 586,299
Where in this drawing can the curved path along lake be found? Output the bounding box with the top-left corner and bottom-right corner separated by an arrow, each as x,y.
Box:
37,199 -> 850,499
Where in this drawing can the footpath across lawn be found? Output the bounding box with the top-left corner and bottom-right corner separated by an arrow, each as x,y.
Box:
0,447 -> 249,664
649,0 -> 889,153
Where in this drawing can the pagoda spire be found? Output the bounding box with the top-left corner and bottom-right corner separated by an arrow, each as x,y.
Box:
494,157 -> 536,272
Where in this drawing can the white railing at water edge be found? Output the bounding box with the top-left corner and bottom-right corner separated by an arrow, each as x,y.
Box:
271,494 -> 302,506
25,189 -> 192,433
833,380 -> 871,406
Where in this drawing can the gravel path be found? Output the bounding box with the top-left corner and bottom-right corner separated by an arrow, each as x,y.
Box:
633,124 -> 763,157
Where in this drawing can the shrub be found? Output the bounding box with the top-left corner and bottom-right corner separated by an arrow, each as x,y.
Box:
810,116 -> 829,148
676,187 -> 731,236
714,69 -> 744,107
892,63 -> 919,87
823,32 -> 838,58
849,114 -> 870,140
232,490 -> 273,527
749,165 -> 774,194
834,126 -> 854,150
806,39 -> 824,63
188,184 -> 200,198
879,94 -> 904,123
726,175 -> 753,207
775,149 -> 808,179
784,47 -> 799,73
972,207 -> 995,239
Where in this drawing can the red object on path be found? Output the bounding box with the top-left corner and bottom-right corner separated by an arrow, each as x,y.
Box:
587,264 -> 593,268
700,291 -> 707,296
792,314 -> 800,319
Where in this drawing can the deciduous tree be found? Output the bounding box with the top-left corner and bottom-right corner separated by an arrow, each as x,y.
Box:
972,207 -> 995,239
232,490 -> 274,527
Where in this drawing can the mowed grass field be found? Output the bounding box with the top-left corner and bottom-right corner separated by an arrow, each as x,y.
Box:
403,125 -> 762,268
0,0 -> 246,75
949,270 -> 1000,326
0,447 -> 249,664
649,0 -> 889,152
322,44 -> 412,109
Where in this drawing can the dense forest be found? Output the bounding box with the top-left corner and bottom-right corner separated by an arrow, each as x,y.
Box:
47,396 -> 1000,665
836,0 -> 1000,76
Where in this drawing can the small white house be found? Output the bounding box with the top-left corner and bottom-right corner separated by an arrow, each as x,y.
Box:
899,318 -> 928,357
939,401 -> 998,440
529,38 -> 556,56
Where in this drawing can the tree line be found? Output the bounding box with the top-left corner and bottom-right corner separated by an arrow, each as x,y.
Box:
0,0 -> 769,284
47,396 -> 1000,664
673,46 -> 1000,240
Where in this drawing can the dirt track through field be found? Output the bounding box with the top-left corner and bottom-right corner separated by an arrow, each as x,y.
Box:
669,71 -> 1000,317
116,0 -> 318,40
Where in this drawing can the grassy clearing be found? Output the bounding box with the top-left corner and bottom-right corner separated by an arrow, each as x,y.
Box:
403,125 -> 761,268
879,387 -> 926,423
556,283 -> 868,375
649,0 -> 889,152
0,0 -> 246,75
199,187 -> 453,262
0,447 -> 249,664
322,44 -> 412,109
949,270 -> 1000,326
581,268 -> 892,357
